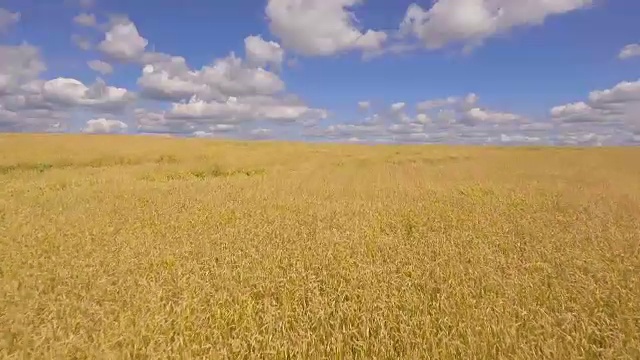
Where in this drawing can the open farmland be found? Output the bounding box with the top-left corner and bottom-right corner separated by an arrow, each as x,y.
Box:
1,133 -> 639,359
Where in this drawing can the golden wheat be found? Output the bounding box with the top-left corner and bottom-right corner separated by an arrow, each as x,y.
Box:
1,133 -> 639,359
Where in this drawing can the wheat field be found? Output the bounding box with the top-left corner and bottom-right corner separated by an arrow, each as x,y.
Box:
0,133 -> 639,359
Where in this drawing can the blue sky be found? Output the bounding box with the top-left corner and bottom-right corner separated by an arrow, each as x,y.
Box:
1,0 -> 639,145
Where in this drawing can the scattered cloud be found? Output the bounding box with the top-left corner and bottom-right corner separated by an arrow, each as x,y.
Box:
358,101 -> 371,111
0,45 -> 72,132
619,44 -> 640,60
87,60 -> 113,75
136,94 -> 326,134
42,77 -> 135,111
0,1 -> 633,145
461,107 -> 523,125
73,13 -> 98,28
400,0 -> 592,50
83,118 -> 128,133
308,93 -> 536,144
551,79 -> 640,126
589,79 -> 640,105
245,35 -> 284,69
0,44 -> 47,94
390,102 -> 406,112
417,96 -> 459,112
266,0 -> 387,56
166,95 -> 326,124
138,53 -> 286,102
98,19 -> 148,61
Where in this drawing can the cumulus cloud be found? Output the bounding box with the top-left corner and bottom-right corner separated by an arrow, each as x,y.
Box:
388,122 -> 424,134
167,95 -> 326,123
245,35 -> 285,69
138,53 -> 285,102
136,94 -> 326,134
415,113 -> 431,124
87,60 -> 113,75
98,20 -> 148,61
266,0 -> 387,56
619,44 -> 640,60
588,79 -> 640,106
83,118 -> 128,133
0,107 -> 68,132
400,0 -> 592,50
42,77 -> 135,111
416,96 -> 459,112
309,122 -> 386,139
0,45 -> 70,132
461,107 -> 523,124
73,13 -> 98,27
0,44 -> 47,95
551,79 -> 640,126
307,92 -> 534,144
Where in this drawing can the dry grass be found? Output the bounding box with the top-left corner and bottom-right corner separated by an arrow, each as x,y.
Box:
1,133 -> 639,359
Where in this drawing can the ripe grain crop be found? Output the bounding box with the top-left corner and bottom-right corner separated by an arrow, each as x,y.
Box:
1,133 -> 639,359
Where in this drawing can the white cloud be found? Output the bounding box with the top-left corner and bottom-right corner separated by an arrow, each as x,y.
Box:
556,132 -> 610,146
139,64 -> 212,101
98,20 -> 148,61
167,95 -> 327,123
250,128 -> 273,139
199,54 -> 285,98
358,101 -> 371,111
461,107 -> 522,124
588,79 -> 640,106
388,122 -> 424,134
0,8 -> 20,32
42,77 -> 134,111
309,122 -> 385,139
416,96 -> 459,111
83,118 -> 128,133
500,134 -> 541,144
87,60 -> 114,75
0,44 -> 46,94
309,93 -> 532,143
266,0 -> 387,56
138,53 -> 285,102
551,79 -> 640,125
73,13 -> 97,27
136,93 -> 326,134
415,113 -> 431,124
0,93 -> 69,132
245,35 -> 284,69
416,93 -> 478,113
390,102 -> 406,112
168,96 -> 253,122
400,0 -> 592,50
135,109 -> 194,134
619,44 -> 640,60
192,130 -> 215,138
